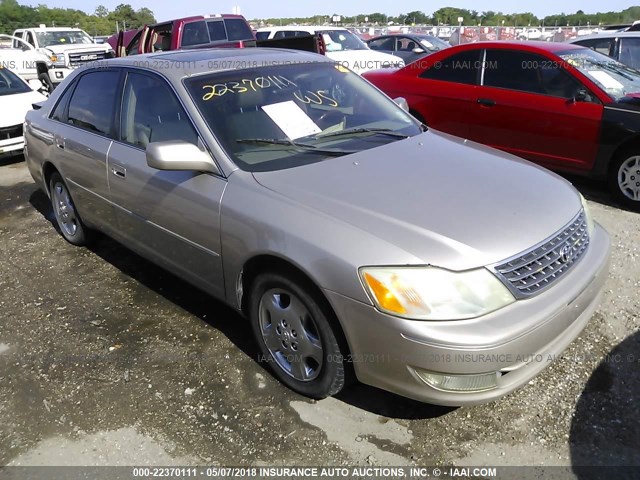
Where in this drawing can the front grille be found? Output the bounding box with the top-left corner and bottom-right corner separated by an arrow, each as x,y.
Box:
0,124 -> 22,140
493,210 -> 590,298
68,51 -> 107,67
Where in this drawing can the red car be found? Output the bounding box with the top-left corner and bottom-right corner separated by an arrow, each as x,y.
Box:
363,41 -> 640,210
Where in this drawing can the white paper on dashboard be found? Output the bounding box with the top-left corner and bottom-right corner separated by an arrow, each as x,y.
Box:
588,70 -> 624,90
261,101 -> 322,139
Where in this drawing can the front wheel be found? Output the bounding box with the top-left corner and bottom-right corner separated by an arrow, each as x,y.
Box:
248,272 -> 346,399
38,72 -> 54,95
49,172 -> 92,245
609,151 -> 640,211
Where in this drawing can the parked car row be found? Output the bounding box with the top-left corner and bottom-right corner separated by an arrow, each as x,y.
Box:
20,43 -> 611,407
364,41 -> 640,210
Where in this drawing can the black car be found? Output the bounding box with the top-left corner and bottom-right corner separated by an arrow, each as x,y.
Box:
366,33 -> 449,64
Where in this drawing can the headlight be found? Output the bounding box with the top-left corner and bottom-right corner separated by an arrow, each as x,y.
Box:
360,266 -> 515,321
579,193 -> 595,235
50,53 -> 66,67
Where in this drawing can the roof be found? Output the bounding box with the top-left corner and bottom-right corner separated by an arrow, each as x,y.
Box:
91,48 -> 331,80
256,26 -> 347,33
16,27 -> 85,32
449,40 -> 587,53
569,31 -> 640,42
153,14 -> 247,26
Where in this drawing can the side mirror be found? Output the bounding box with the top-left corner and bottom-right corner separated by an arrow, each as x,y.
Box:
412,47 -> 425,53
146,141 -> 218,173
573,89 -> 591,103
394,97 -> 410,112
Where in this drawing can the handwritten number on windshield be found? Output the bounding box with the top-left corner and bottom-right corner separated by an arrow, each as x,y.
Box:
202,75 -> 298,101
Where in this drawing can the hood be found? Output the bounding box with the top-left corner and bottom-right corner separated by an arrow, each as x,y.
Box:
0,90 -> 47,127
326,49 -> 404,73
45,44 -> 111,54
252,130 -> 582,271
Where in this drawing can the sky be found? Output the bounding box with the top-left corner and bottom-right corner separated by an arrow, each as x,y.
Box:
23,0 -> 639,21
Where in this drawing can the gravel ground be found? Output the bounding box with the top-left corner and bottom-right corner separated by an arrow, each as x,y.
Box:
0,155 -> 638,475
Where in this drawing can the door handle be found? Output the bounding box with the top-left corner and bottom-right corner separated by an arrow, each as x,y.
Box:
477,98 -> 496,107
55,138 -> 65,149
111,164 -> 126,179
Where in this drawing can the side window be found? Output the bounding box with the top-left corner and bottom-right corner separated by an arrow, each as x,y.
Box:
12,32 -> 23,49
368,37 -> 394,51
419,50 -> 481,85
126,31 -> 142,55
67,71 -> 120,135
182,21 -> 209,46
207,21 -> 227,42
399,38 -> 417,52
50,82 -> 77,122
255,31 -> 269,41
120,72 -> 198,148
25,32 -> 35,47
484,50 -> 583,98
575,38 -> 614,56
224,18 -> 253,41
618,38 -> 640,70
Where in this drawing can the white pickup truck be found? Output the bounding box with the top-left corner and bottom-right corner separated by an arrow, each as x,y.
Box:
12,26 -> 114,89
0,34 -> 52,91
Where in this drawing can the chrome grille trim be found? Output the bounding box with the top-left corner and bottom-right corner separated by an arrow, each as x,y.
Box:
491,210 -> 590,298
68,51 -> 107,67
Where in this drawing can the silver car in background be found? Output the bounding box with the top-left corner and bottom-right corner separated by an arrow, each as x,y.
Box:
24,49 -> 610,406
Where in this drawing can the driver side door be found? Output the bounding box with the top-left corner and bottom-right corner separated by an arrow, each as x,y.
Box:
107,70 -> 227,298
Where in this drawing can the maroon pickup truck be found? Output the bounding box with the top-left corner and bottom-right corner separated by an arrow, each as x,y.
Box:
108,14 -> 256,56
107,14 -> 326,57
109,14 -> 325,57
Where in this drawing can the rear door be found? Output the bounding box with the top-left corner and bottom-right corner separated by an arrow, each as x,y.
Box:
107,70 -> 227,297
472,48 -> 603,172
47,70 -> 121,233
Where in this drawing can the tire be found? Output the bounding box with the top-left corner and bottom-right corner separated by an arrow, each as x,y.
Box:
248,272 -> 346,399
49,172 -> 92,245
38,72 -> 54,94
608,150 -> 640,211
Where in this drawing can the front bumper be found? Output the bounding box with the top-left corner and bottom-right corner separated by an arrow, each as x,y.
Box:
0,136 -> 24,155
325,224 -> 611,406
49,67 -> 74,84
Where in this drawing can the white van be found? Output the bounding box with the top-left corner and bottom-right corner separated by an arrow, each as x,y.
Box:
256,26 -> 404,73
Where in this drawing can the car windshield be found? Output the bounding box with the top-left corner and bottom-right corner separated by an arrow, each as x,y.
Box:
322,30 -> 368,51
559,48 -> 640,101
0,68 -> 31,96
184,62 -> 422,171
35,30 -> 94,47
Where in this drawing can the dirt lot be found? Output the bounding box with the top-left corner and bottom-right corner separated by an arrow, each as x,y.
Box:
0,155 -> 638,474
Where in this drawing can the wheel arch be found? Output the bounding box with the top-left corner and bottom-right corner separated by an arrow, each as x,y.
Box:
239,253 -> 355,379
610,135 -> 640,172
41,161 -> 59,197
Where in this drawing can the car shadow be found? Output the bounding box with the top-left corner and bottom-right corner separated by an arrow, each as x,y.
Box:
0,152 -> 25,167
562,173 -> 638,214
569,331 -> 640,476
335,382 -> 456,420
29,188 -> 455,420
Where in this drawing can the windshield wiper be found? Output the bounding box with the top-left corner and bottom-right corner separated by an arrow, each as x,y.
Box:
236,138 -> 355,155
313,128 -> 410,140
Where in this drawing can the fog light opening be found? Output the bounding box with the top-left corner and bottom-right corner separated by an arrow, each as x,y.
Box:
413,368 -> 500,393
